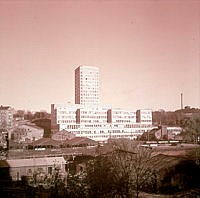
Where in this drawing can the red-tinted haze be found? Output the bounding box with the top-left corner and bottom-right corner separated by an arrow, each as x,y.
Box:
0,0 -> 199,112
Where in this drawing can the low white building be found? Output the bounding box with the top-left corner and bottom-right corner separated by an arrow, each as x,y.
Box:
51,104 -> 154,142
4,157 -> 66,181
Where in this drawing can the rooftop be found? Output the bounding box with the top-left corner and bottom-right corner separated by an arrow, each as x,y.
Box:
52,130 -> 75,136
30,137 -> 97,147
0,156 -> 66,168
150,154 -> 192,171
64,137 -> 98,146
30,138 -> 62,147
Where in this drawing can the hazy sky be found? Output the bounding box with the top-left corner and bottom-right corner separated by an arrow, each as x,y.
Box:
0,0 -> 199,112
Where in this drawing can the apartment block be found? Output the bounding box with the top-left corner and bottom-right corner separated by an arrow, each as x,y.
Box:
75,66 -> 100,105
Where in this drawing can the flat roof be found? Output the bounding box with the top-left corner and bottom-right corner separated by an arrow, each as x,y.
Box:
5,157 -> 66,168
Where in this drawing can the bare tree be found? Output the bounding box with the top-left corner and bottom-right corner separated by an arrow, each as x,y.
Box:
111,140 -> 157,198
80,140 -> 157,198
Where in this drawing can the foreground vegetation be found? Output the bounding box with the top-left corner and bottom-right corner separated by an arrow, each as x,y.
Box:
1,140 -> 199,198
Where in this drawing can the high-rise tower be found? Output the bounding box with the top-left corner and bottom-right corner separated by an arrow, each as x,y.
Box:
75,66 -> 100,105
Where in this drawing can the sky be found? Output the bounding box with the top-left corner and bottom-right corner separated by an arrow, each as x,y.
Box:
0,0 -> 199,112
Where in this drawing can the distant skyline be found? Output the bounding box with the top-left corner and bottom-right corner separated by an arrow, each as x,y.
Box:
0,0 -> 199,112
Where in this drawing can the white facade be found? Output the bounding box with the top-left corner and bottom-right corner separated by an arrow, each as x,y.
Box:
136,109 -> 152,124
51,104 -> 81,134
108,109 -> 136,123
77,106 -> 108,124
75,66 -> 100,105
75,106 -> 111,141
106,108 -> 153,141
51,104 -> 154,142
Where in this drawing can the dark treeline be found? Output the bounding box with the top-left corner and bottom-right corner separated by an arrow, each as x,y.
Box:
152,107 -> 200,126
14,110 -> 50,121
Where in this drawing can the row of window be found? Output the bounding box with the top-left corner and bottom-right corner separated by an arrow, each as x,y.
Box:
138,111 -> 151,114
113,116 -> 136,119
80,116 -> 107,119
58,111 -> 76,114
140,120 -> 152,122
80,101 -> 99,104
58,120 -> 76,123
125,124 -> 152,128
86,134 -> 136,139
80,82 -> 98,85
80,96 -> 99,100
58,116 -> 76,119
84,124 -> 107,128
81,92 -> 98,95
112,111 -> 136,114
140,115 -> 152,118
80,111 -> 106,114
80,120 -> 105,123
72,129 -> 148,135
58,119 -> 152,125
80,72 -> 98,76
115,120 -> 132,123
65,125 -> 79,129
80,79 -> 99,82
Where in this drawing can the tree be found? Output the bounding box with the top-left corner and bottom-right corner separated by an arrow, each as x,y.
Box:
84,140 -> 157,198
180,118 -> 200,143
85,155 -> 116,198
24,166 -> 67,198
66,172 -> 87,198
111,140 -> 157,198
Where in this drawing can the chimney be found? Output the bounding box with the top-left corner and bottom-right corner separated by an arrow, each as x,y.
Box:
181,93 -> 183,110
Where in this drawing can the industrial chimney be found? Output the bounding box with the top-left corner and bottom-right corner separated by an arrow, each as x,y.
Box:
181,93 -> 183,110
